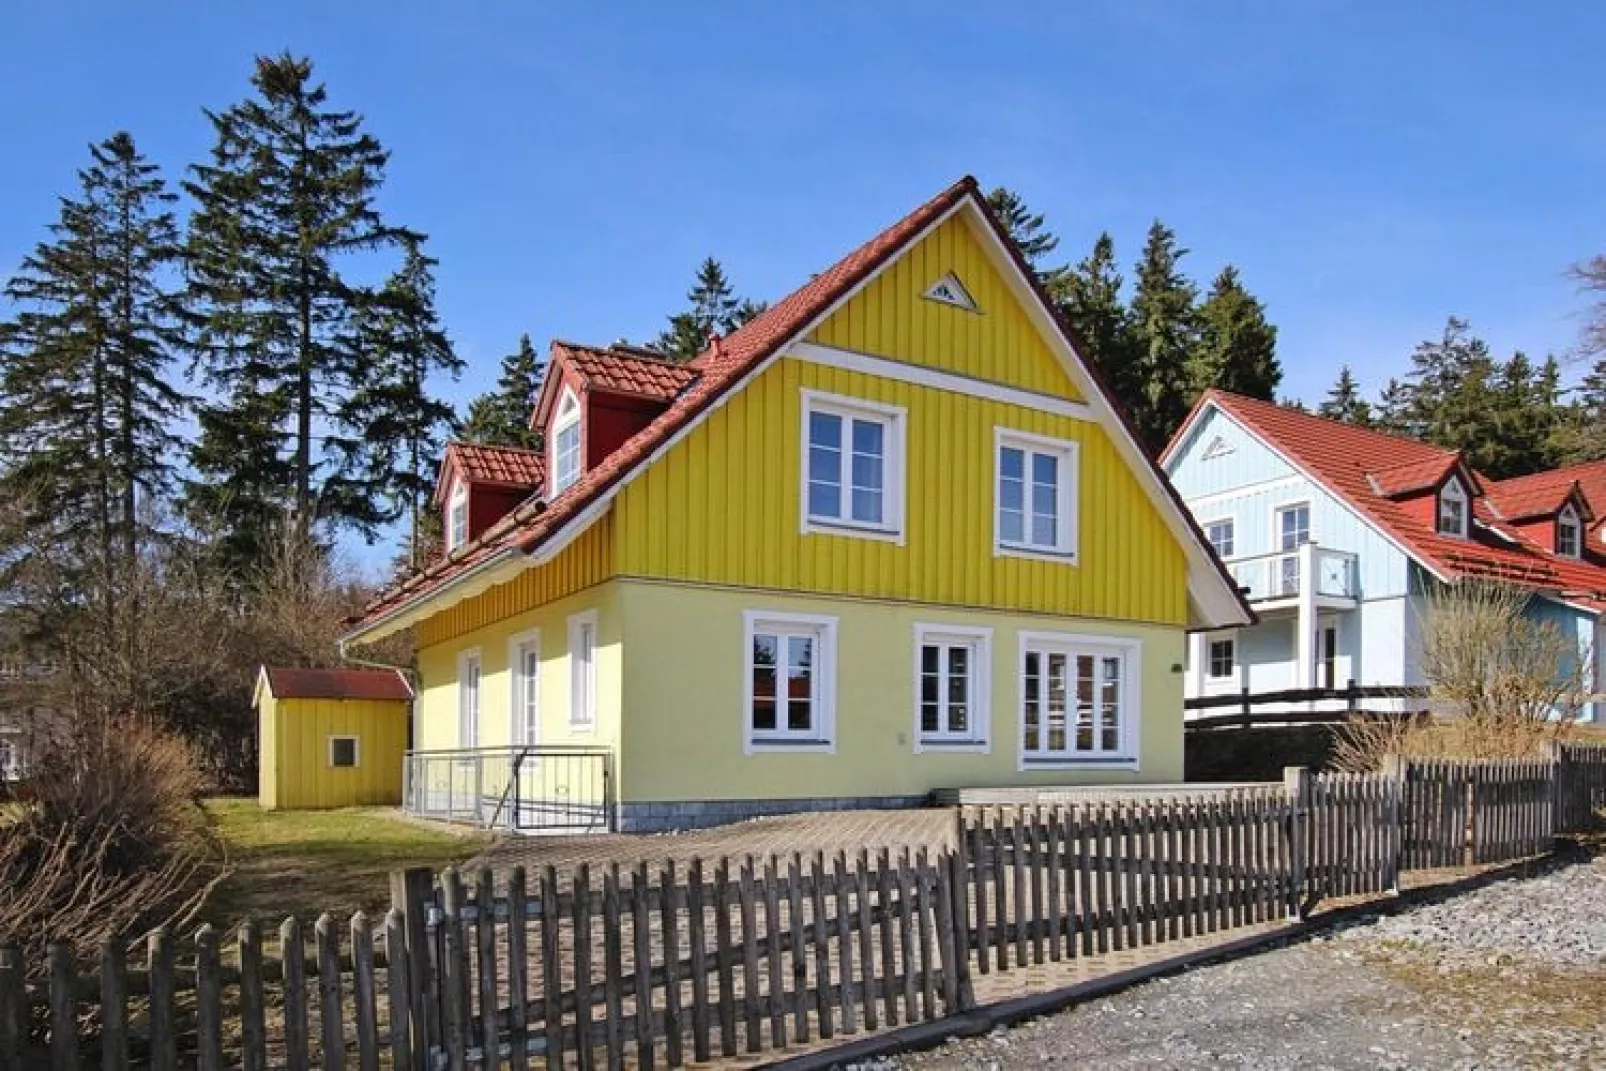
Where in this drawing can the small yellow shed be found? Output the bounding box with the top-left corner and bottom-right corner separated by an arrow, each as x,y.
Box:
255,666 -> 413,810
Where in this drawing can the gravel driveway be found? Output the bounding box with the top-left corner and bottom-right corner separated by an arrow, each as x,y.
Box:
855,850 -> 1606,1070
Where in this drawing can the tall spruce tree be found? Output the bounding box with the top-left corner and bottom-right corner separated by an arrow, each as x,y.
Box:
1058,233 -> 1137,411
985,186 -> 1070,296
460,333 -> 546,449
654,258 -> 765,361
183,53 -> 402,560
1374,377 -> 1414,438
1564,356 -> 1606,463
1128,221 -> 1199,451
339,240 -> 463,570
0,132 -> 186,582
1188,265 -> 1280,401
1317,366 -> 1373,426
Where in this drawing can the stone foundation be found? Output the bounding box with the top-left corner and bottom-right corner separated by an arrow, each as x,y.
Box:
616,794 -> 930,833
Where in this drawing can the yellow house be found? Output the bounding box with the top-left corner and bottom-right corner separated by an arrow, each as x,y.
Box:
339,176 -> 1253,832
255,666 -> 413,810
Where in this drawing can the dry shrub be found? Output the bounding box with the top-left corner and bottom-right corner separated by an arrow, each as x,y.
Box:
0,716 -> 229,972
1334,579 -> 1590,772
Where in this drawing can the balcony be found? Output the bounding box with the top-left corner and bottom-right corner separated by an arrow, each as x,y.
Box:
1223,544 -> 1359,609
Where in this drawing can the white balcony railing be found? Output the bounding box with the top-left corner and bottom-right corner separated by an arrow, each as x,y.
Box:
1224,545 -> 1359,603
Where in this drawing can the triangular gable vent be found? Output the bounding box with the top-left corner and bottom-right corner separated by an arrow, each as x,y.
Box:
922,272 -> 979,312
1201,435 -> 1235,461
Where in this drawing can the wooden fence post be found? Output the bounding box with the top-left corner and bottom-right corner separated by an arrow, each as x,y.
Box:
390,867 -> 436,1070
1541,739 -> 1565,837
1381,754 -> 1406,894
1283,766 -> 1311,921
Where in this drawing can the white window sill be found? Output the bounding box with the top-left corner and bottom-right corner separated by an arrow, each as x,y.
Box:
995,543 -> 1078,565
568,721 -> 597,735
1019,756 -> 1139,772
915,739 -> 991,755
746,737 -> 835,755
803,517 -> 904,544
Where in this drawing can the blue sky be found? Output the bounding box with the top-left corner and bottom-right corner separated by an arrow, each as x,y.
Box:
4,2 -> 1603,562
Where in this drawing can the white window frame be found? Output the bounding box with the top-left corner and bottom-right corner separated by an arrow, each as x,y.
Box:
447,479 -> 468,551
327,735 -> 361,768
551,387 -> 583,496
1017,631 -> 1141,771
1206,636 -> 1236,682
912,623 -> 992,753
1557,503 -> 1582,558
1204,517 -> 1235,560
742,610 -> 838,754
567,610 -> 597,733
994,428 -> 1080,562
1437,477 -> 1468,539
1272,501 -> 1312,597
508,629 -> 541,748
799,389 -> 907,543
457,648 -> 482,749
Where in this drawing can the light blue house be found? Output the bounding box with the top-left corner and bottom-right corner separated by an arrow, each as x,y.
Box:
1162,391 -> 1606,721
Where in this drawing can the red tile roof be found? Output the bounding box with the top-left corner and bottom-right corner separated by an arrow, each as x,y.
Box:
446,442 -> 546,489
1488,463 -> 1602,522
1369,455 -> 1462,497
1197,391 -> 1606,611
345,176 -> 1251,638
555,341 -> 697,401
263,666 -> 413,701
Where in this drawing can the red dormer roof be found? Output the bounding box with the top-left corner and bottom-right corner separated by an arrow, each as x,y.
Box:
434,442 -> 545,506
1370,454 -> 1479,498
1179,391 -> 1606,612
1487,467 -> 1600,523
532,342 -> 698,430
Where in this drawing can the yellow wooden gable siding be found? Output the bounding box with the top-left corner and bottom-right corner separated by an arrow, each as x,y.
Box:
260,695 -> 409,810
811,213 -> 1084,401
416,512 -> 616,647
615,357 -> 1187,625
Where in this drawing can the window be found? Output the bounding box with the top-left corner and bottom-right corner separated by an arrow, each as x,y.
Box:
1558,504 -> 1582,558
914,625 -> 991,750
802,391 -> 906,538
447,480 -> 468,551
457,650 -> 481,748
328,736 -> 359,768
568,611 -> 597,731
1275,503 -> 1311,596
1205,519 -> 1235,560
552,388 -> 582,495
1437,477 -> 1467,538
1019,633 -> 1139,767
995,429 -> 1079,559
1207,638 -> 1235,680
743,611 -> 837,752
509,631 -> 540,747
1320,624 -> 1339,691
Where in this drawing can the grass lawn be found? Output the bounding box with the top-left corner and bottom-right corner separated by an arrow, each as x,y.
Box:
201,798 -> 489,926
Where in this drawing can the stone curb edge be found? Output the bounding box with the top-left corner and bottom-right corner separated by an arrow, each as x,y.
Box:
761,850 -> 1573,1071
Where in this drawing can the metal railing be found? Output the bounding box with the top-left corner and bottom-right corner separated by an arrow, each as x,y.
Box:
1225,545 -> 1359,602
402,745 -> 614,833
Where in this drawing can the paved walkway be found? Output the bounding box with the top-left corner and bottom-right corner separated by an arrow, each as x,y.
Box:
467,808 -> 959,885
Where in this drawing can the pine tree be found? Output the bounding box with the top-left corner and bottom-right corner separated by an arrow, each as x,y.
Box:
0,132 -> 187,581
460,334 -> 546,449
1374,377 -> 1413,438
654,258 -> 766,361
1558,356 -> 1605,464
1059,233 -> 1136,413
1128,221 -> 1199,451
1318,366 -> 1373,426
183,53 -> 402,559
1188,265 -> 1280,401
985,186 -> 1070,295
338,240 -> 463,570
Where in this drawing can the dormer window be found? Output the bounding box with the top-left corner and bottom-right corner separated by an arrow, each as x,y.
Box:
1558,503 -> 1582,558
447,480 -> 468,551
1437,477 -> 1468,538
551,388 -> 582,495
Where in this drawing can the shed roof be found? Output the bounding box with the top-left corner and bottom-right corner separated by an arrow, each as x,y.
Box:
261,666 -> 414,702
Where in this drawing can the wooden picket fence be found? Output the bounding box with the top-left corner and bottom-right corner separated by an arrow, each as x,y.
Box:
3,745 -> 1604,1069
